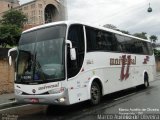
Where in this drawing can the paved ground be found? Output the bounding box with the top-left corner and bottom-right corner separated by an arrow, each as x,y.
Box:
0,93 -> 15,104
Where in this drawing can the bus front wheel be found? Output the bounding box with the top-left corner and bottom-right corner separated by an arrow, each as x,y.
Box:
90,82 -> 101,105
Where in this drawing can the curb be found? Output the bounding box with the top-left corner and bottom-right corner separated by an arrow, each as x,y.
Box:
0,101 -> 18,110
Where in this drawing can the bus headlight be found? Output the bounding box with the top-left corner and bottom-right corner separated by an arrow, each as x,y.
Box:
15,89 -> 23,95
59,97 -> 65,103
48,87 -> 66,94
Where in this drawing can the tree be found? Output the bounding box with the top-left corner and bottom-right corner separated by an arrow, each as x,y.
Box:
119,30 -> 130,35
150,35 -> 158,43
1,10 -> 27,28
154,49 -> 160,57
0,10 -> 27,48
103,24 -> 130,35
133,32 -> 148,39
0,24 -> 21,47
103,24 -> 117,30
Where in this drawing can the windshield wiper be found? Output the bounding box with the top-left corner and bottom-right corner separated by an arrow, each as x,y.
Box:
33,53 -> 46,81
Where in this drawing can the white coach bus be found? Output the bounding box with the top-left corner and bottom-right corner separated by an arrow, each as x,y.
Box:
8,21 -> 156,105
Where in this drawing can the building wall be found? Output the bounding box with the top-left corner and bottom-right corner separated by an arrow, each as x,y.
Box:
0,59 -> 14,94
0,0 -> 66,30
15,0 -> 44,25
0,0 -> 19,19
0,1 -> 19,13
14,0 -> 65,30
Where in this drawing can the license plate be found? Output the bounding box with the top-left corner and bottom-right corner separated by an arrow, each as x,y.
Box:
30,98 -> 39,103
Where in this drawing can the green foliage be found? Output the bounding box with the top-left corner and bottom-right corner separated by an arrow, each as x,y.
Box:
0,10 -> 27,48
154,49 -> 160,57
133,32 -> 147,39
119,30 -> 130,35
103,24 -> 130,35
1,10 -> 27,28
0,24 -> 21,47
150,35 -> 158,43
103,24 -> 117,30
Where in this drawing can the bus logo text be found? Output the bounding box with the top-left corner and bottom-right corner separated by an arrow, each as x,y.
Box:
110,55 -> 136,80
143,56 -> 150,64
38,83 -> 59,90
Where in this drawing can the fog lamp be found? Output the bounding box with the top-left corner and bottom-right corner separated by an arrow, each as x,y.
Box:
59,97 -> 65,103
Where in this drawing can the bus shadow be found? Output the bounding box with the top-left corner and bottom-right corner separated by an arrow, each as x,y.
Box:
46,86 -> 147,116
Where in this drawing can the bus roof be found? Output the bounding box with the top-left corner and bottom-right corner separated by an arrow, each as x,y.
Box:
23,21 -> 150,43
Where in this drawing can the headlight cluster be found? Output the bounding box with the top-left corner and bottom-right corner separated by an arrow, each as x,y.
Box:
15,89 -> 23,95
48,87 -> 66,94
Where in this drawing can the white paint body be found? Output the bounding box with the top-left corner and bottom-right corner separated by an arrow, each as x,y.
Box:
14,21 -> 156,105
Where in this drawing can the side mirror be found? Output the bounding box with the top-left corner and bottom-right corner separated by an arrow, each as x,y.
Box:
8,47 -> 17,66
70,48 -> 76,60
9,56 -> 12,66
66,40 -> 77,61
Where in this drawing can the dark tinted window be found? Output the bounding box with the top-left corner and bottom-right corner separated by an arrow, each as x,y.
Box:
68,25 -> 84,52
19,31 -> 36,45
67,25 -> 85,78
37,25 -> 66,42
115,34 -> 153,55
86,27 -> 97,51
147,42 -> 153,55
114,34 -> 126,52
85,26 -> 153,55
86,26 -> 118,52
19,25 -> 66,45
17,25 -> 67,83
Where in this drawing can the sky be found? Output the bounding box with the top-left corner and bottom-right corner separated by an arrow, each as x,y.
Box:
19,0 -> 160,42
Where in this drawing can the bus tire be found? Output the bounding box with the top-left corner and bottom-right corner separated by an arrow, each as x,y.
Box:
90,81 -> 101,105
144,73 -> 149,88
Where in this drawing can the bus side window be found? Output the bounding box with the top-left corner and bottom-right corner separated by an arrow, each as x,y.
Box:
86,27 -> 97,51
115,34 -> 126,52
147,43 -> 153,55
142,42 -> 150,55
86,26 -> 118,52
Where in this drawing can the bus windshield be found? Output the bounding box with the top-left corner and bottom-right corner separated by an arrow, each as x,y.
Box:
16,25 -> 66,84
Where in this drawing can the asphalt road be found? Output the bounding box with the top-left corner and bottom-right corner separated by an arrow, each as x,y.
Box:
0,76 -> 160,120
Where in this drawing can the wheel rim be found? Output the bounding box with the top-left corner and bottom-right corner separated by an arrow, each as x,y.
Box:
91,83 -> 100,103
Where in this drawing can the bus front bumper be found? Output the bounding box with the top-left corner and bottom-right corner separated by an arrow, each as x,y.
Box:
15,89 -> 70,105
